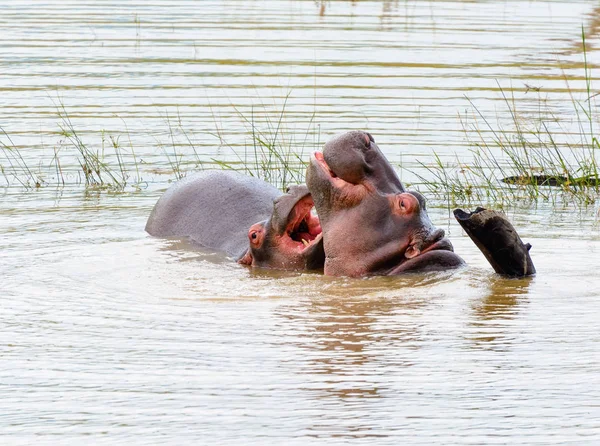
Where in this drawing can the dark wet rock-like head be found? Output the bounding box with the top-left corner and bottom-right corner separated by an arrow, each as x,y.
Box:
238,184 -> 325,270
306,130 -> 464,277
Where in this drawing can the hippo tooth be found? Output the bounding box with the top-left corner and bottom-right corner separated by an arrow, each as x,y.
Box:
302,239 -> 309,246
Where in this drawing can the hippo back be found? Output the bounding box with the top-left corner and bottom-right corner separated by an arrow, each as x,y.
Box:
146,170 -> 281,259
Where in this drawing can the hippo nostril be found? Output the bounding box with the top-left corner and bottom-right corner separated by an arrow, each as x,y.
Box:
426,228 -> 445,246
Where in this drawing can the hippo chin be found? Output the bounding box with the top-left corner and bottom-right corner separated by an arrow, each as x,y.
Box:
306,130 -> 464,277
146,170 -> 324,270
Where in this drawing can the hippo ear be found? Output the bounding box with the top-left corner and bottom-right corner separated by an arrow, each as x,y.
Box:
238,249 -> 253,266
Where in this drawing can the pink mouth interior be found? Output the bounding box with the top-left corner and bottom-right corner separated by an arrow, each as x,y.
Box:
314,151 -> 338,179
284,195 -> 322,252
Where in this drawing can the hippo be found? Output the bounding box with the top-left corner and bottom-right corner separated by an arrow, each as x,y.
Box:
146,170 -> 324,270
306,130 -> 465,277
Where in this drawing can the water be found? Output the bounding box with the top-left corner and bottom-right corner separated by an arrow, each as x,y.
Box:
2,1 -> 600,443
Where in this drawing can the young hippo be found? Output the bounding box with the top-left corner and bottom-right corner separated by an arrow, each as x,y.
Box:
306,130 -> 464,277
146,170 -> 324,270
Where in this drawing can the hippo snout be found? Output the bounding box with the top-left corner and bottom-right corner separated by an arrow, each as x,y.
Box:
418,228 -> 455,255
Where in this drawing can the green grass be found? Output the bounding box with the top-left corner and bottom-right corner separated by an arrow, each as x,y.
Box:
0,98 -> 149,191
411,28 -> 600,208
209,92 -> 316,190
0,95 -> 317,192
2,33 -> 600,207
0,126 -> 43,189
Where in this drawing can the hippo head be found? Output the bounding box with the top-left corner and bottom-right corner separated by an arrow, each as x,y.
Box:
306,130 -> 464,277
238,184 -> 325,270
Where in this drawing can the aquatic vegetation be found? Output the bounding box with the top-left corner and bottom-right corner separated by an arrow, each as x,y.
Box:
0,127 -> 43,189
1,30 -> 599,207
55,101 -> 138,190
0,95 -> 315,192
412,29 -> 600,208
209,92 -> 317,191
0,100 -> 145,191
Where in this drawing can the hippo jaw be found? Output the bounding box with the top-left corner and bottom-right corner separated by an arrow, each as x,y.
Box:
239,188 -> 324,271
315,130 -> 405,194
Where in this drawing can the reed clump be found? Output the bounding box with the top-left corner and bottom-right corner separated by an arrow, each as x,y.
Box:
412,29 -> 600,208
0,100 -> 145,191
0,94 -> 317,193
208,92 -> 318,191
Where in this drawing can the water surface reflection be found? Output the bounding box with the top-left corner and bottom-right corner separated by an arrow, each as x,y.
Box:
276,273 -> 461,402
468,276 -> 532,349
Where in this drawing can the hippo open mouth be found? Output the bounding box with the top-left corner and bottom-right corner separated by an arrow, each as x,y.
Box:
282,195 -> 323,252
310,151 -> 374,209
313,151 -> 348,187
314,151 -> 334,176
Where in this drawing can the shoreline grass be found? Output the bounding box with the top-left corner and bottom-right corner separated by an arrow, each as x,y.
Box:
412,84 -> 600,208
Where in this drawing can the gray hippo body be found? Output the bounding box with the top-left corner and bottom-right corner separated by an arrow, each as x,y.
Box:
146,170 -> 324,270
146,171 -> 279,259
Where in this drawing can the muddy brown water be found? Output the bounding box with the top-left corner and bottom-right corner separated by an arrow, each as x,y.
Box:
2,1 -> 600,443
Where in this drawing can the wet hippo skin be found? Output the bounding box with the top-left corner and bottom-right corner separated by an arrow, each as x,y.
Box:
306,131 -> 465,277
146,170 -> 324,270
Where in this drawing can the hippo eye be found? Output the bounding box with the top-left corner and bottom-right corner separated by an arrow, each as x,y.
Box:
251,232 -> 258,240
400,200 -> 405,209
